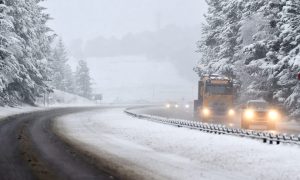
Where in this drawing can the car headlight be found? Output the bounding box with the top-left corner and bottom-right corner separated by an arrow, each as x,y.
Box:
175,104 -> 179,108
244,109 -> 254,120
185,104 -> 190,109
228,109 -> 235,116
166,104 -> 171,108
268,110 -> 279,121
202,108 -> 210,116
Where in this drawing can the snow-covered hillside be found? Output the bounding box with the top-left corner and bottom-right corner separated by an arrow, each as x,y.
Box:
0,90 -> 95,119
0,106 -> 44,119
36,90 -> 96,107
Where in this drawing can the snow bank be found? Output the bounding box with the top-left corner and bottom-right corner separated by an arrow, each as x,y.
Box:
54,108 -> 300,180
0,90 -> 97,120
36,89 -> 96,107
0,105 -> 44,119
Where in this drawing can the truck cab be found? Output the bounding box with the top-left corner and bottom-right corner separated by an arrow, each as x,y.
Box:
194,74 -> 235,123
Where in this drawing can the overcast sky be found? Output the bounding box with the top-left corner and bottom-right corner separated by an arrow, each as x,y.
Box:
43,0 -> 207,41
42,0 -> 208,102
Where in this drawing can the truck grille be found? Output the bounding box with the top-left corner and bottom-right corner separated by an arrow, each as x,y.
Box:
255,111 -> 267,120
210,102 -> 227,115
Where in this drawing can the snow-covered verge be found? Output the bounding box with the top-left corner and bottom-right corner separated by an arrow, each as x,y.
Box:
36,89 -> 96,107
54,108 -> 300,180
0,105 -> 44,120
0,90 -> 96,120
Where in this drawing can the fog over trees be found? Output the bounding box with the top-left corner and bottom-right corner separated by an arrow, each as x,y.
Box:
69,25 -> 201,81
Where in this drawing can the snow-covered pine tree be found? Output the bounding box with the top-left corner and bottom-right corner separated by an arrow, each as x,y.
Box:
50,39 -> 75,93
273,0 -> 300,117
5,0 -> 53,105
242,0 -> 300,117
194,0 -> 224,76
75,60 -> 92,99
0,0 -> 22,105
197,0 -> 300,118
240,1 -> 278,101
195,0 -> 244,79
63,64 -> 75,94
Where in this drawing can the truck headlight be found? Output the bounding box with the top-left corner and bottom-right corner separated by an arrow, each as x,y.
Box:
268,110 -> 279,121
244,109 -> 254,120
202,108 -> 210,116
185,104 -> 190,109
228,109 -> 235,116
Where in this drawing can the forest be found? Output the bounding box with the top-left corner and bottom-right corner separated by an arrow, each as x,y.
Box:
196,0 -> 300,118
0,0 -> 92,106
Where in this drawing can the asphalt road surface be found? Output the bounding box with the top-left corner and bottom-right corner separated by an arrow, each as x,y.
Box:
0,107 -> 115,180
135,106 -> 300,135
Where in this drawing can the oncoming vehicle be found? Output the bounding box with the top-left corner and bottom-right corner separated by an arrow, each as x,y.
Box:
194,74 -> 236,123
165,102 -> 179,109
241,100 -> 280,130
165,101 -> 191,110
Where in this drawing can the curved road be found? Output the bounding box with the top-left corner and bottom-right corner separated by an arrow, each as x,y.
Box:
0,107 -> 115,180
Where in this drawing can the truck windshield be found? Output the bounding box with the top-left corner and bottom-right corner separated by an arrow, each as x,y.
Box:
248,102 -> 268,109
206,85 -> 232,95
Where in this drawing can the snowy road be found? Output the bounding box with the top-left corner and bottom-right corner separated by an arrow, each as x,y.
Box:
55,107 -> 300,180
0,107 -> 114,180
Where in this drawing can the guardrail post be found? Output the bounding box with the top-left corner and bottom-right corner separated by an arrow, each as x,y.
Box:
263,138 -> 267,143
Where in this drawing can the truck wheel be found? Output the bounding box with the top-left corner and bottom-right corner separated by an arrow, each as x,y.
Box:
241,120 -> 249,129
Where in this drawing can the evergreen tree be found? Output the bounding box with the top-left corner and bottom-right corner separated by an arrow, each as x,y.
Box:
195,0 -> 245,79
63,64 -> 76,93
50,39 -> 71,91
50,39 -> 76,93
75,60 -> 92,99
5,0 -> 54,105
0,0 -> 22,105
197,0 -> 300,118
273,0 -> 300,117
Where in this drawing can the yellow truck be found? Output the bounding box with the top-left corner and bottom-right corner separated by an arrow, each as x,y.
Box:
194,74 -> 235,123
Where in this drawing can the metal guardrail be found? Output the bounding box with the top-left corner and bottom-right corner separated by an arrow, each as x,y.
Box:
124,110 -> 300,146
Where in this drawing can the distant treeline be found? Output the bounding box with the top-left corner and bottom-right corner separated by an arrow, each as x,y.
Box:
70,25 -> 201,81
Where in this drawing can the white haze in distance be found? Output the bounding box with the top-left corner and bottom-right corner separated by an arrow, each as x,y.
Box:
42,0 -> 208,103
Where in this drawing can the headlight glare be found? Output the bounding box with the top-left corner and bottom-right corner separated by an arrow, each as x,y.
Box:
244,109 -> 254,120
202,108 -> 210,116
268,110 -> 279,121
228,109 -> 235,116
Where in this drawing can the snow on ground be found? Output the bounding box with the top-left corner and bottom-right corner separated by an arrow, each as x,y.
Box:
0,90 -> 96,120
0,105 -> 44,119
36,89 -> 96,107
54,108 -> 300,180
